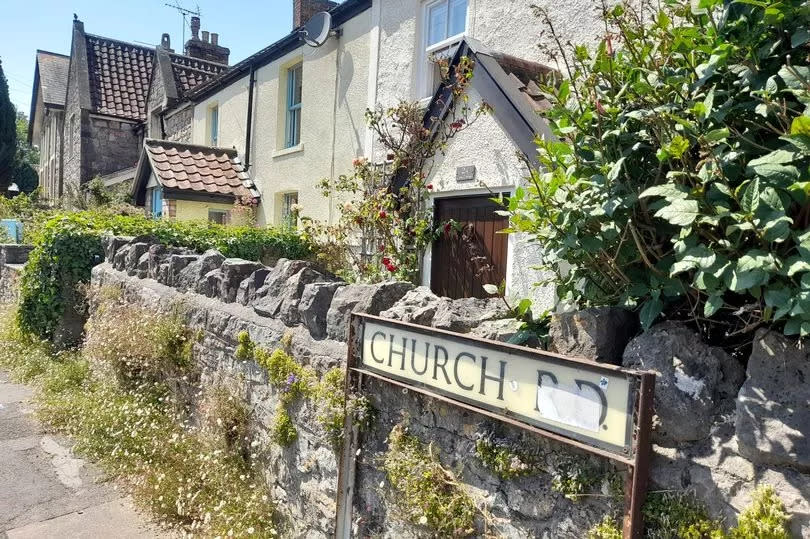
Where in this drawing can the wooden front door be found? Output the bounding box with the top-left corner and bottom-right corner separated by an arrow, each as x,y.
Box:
431,194 -> 508,299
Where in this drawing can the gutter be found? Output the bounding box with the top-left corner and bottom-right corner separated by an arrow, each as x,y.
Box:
244,63 -> 256,170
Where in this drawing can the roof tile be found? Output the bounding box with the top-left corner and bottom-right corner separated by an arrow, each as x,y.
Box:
144,139 -> 256,199
85,34 -> 154,120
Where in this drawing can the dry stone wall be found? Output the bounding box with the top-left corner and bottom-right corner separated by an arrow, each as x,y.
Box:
4,233 -> 803,537
0,245 -> 32,305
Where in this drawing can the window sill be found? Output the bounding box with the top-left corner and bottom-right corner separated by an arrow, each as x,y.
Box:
272,143 -> 304,158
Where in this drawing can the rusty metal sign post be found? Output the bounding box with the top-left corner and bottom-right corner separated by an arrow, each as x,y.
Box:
335,313 -> 655,538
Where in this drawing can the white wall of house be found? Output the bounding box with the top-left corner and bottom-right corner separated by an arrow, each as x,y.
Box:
370,0 -> 608,307
191,8 -> 372,228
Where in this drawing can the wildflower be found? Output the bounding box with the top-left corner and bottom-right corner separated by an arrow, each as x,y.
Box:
419,515 -> 429,525
379,210 -> 387,219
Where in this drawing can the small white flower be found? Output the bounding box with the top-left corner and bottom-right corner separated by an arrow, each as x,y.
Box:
419,515 -> 428,525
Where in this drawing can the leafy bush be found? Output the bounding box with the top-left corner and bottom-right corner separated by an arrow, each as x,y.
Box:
507,0 -> 810,342
731,485 -> 790,539
17,210 -> 312,340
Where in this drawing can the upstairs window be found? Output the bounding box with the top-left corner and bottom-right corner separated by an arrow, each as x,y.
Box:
209,105 -> 219,146
285,63 -> 303,148
420,0 -> 468,98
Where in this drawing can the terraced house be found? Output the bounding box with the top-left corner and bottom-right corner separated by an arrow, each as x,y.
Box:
28,0 -> 609,303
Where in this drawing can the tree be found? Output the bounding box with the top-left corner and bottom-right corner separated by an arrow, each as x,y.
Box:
0,59 -> 16,191
14,113 -> 39,193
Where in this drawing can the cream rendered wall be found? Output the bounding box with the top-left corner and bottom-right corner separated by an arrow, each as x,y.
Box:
172,199 -> 244,224
190,9 -> 371,229
371,0 -> 604,306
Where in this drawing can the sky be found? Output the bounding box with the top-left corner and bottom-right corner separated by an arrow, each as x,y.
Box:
0,0 -> 308,117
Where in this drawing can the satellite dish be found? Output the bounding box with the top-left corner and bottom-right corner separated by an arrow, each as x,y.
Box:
301,11 -> 332,47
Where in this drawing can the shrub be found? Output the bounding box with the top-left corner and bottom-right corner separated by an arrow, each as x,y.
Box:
270,404 -> 298,446
17,210 -> 312,341
642,491 -> 723,539
382,423 -> 477,536
730,485 -> 790,539
587,515 -> 622,539
314,367 -> 373,448
507,0 -> 810,343
474,434 -> 542,480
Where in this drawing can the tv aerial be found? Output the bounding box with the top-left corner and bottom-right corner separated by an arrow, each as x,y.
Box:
300,11 -> 339,47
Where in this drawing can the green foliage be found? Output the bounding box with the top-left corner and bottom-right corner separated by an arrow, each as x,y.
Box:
550,453 -> 603,501
256,347 -> 317,404
269,404 -> 298,446
730,485 -> 790,539
507,0 -> 810,342
13,113 -> 39,193
235,330 -> 256,361
83,294 -> 195,386
474,434 -> 542,479
0,306 -> 278,536
17,210 -> 312,340
643,491 -> 723,539
0,60 -> 16,191
314,367 -> 373,448
383,423 -> 478,536
587,515 -> 623,539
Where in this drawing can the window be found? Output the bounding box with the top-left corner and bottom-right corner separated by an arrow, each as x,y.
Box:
209,105 -> 219,146
208,209 -> 228,225
149,186 -> 163,219
419,0 -> 468,97
281,192 -> 299,228
285,64 -> 303,148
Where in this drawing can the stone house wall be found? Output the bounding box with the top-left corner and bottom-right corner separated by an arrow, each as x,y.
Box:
163,106 -> 193,143
85,235 -> 810,538
83,116 -> 143,180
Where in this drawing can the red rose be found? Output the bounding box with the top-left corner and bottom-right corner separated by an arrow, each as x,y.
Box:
387,264 -> 397,272
444,222 -> 452,234
379,211 -> 387,219
382,257 -> 391,265
426,184 -> 433,190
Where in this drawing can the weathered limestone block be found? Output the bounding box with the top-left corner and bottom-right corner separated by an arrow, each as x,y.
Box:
623,321 -> 744,445
112,244 -> 132,272
253,265 -> 333,325
101,234 -> 132,263
471,317 -> 523,343
135,252 -> 150,279
125,243 -> 150,276
548,307 -> 638,364
236,268 -> 271,305
431,296 -> 508,333
165,254 -> 198,286
196,268 -> 223,298
379,286 -> 442,326
736,329 -> 810,471
147,244 -> 186,281
175,249 -> 225,291
299,281 -> 345,339
326,282 -> 414,341
253,259 -> 311,299
219,258 -> 264,303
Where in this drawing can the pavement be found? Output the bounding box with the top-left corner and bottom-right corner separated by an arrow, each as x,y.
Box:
0,369 -> 165,539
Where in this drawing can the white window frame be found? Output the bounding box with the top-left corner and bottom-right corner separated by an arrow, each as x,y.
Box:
208,104 -> 219,146
417,0 -> 469,99
281,191 -> 299,228
285,63 -> 303,149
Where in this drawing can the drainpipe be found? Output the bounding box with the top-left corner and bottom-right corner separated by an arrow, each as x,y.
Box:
244,64 -> 256,170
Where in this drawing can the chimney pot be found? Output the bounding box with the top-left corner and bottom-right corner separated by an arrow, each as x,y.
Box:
211,33 -> 218,46
190,16 -> 200,40
201,30 -> 209,43
161,33 -> 171,49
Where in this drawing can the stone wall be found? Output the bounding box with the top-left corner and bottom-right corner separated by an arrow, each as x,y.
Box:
83,117 -> 142,180
73,235 -> 810,537
163,106 -> 193,143
0,245 -> 33,305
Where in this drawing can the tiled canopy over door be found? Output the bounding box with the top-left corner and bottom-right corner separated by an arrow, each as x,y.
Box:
431,194 -> 508,299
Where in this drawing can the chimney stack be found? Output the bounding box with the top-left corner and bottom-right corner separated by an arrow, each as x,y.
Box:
190,16 -> 200,40
184,20 -> 230,64
293,0 -> 338,30
160,33 -> 173,52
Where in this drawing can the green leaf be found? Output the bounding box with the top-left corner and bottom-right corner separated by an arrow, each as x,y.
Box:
482,284 -> 499,295
671,246 -> 717,276
704,128 -> 729,142
792,116 -> 810,136
639,298 -> 663,330
793,28 -> 810,48
765,288 -> 791,307
639,184 -> 689,200
704,294 -> 723,317
740,178 -> 760,214
607,157 -> 626,183
654,199 -> 700,226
